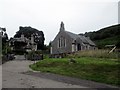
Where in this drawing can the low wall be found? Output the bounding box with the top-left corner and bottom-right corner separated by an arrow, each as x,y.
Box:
26,54 -> 43,60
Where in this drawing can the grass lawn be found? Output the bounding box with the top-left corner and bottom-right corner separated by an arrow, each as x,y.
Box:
29,57 -> 120,86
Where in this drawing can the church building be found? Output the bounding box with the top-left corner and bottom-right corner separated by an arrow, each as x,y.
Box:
50,22 -> 96,57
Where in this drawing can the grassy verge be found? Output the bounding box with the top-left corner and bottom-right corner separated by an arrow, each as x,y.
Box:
30,57 -> 120,86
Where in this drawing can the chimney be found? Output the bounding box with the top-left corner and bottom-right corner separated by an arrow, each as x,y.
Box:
31,34 -> 34,44
21,33 -> 24,41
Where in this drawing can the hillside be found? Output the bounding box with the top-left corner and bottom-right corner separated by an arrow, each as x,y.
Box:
84,24 -> 120,48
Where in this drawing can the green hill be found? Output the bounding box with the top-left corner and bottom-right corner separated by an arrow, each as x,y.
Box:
84,24 -> 120,48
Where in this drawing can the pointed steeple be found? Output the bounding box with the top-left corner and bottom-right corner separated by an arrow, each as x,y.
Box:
60,21 -> 65,31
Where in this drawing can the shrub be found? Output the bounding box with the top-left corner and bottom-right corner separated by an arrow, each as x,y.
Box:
26,50 -> 43,60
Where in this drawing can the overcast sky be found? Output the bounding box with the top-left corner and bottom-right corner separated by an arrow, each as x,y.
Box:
0,0 -> 119,45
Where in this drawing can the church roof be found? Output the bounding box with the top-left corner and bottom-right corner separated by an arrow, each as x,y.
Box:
65,31 -> 95,46
65,31 -> 79,40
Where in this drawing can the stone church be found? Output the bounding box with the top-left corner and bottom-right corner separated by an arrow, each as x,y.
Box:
50,22 -> 96,57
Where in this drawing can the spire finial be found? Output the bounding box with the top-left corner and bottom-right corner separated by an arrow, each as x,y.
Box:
60,21 -> 65,31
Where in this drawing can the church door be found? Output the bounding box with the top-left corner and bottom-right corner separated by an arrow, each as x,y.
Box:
77,44 -> 81,51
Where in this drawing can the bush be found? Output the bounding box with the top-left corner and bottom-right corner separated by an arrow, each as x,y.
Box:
26,51 -> 43,60
26,51 -> 34,60
2,55 -> 9,64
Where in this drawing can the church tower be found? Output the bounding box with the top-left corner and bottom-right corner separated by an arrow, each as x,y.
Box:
60,21 -> 65,31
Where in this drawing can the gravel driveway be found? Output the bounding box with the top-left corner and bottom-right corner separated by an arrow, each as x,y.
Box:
2,56 -> 87,88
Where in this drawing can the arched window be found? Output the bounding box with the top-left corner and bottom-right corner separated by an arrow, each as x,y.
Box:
58,37 -> 66,48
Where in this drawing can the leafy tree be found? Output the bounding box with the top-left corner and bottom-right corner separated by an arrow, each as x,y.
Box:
84,24 -> 120,48
1,27 -> 9,54
14,26 -> 45,50
116,40 -> 120,48
85,24 -> 120,40
14,41 -> 27,50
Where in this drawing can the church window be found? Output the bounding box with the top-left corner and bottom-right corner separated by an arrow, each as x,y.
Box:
58,37 -> 66,48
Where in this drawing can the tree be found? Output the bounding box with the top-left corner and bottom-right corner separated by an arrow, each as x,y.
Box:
84,24 -> 120,48
14,26 -> 45,50
116,40 -> 120,48
0,27 -> 9,54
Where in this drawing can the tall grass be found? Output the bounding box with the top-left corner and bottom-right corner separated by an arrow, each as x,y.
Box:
67,50 -> 118,59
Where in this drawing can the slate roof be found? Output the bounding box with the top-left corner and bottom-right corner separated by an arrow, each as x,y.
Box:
65,31 -> 79,40
65,31 -> 95,46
